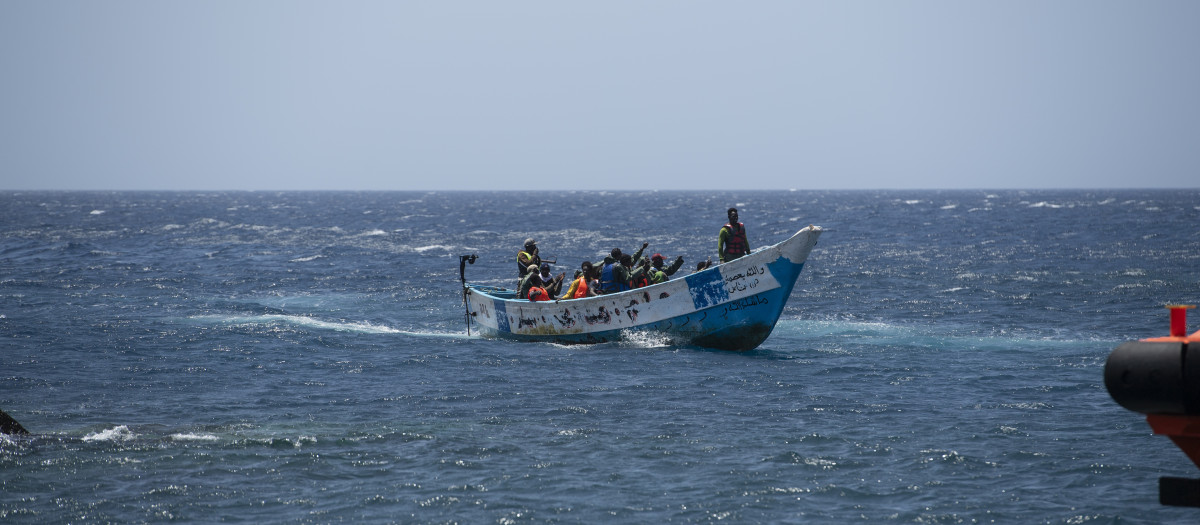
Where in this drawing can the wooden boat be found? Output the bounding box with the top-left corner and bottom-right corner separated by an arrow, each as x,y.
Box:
462,225 -> 822,351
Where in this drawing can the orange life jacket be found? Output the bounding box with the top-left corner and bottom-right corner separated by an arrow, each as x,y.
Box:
528,287 -> 549,301
572,278 -> 589,299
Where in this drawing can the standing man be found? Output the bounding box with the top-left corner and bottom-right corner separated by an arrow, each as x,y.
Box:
718,207 -> 750,263
517,238 -> 541,278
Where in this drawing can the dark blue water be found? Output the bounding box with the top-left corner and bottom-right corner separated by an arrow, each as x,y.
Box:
2,190 -> 1199,523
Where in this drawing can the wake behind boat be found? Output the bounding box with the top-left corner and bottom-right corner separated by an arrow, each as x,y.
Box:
462,225 -> 822,351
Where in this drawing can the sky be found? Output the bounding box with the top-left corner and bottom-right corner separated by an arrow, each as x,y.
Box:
2,1 -> 1198,191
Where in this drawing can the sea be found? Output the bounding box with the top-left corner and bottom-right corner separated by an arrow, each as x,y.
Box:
2,190 -> 1199,523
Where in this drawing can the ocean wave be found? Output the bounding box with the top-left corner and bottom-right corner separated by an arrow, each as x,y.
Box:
414,244 -> 455,253
244,435 -> 317,448
169,432 -> 220,441
83,425 -> 136,442
289,254 -> 324,263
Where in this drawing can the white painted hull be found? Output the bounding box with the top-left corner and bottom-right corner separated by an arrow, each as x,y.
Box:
465,226 -> 821,351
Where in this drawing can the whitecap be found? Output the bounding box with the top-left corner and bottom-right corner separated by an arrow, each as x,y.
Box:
360,229 -> 387,237
170,433 -> 220,441
803,457 -> 838,469
414,244 -> 454,254
289,254 -> 324,263
904,200 -> 921,205
89,209 -> 105,215
83,425 -> 136,442
940,204 -> 958,210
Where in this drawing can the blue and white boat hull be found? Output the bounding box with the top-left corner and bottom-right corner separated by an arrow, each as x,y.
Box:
465,225 -> 821,351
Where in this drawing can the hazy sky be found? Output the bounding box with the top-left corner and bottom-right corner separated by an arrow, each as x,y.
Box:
2,2 -> 1198,191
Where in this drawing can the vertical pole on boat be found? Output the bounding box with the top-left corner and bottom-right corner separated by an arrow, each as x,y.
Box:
1168,304 -> 1195,337
459,254 -> 477,335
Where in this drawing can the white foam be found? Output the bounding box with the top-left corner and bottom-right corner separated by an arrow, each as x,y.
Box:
89,209 -> 105,215
170,433 -> 220,441
83,425 -> 136,442
186,314 -> 478,339
618,329 -> 674,348
289,254 -> 324,263
414,244 -> 454,253
1028,201 -> 1065,209
190,314 -> 402,334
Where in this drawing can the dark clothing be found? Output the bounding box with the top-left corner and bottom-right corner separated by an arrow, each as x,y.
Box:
517,250 -> 540,277
597,245 -> 645,293
652,256 -> 685,282
599,262 -> 630,293
517,273 -> 542,301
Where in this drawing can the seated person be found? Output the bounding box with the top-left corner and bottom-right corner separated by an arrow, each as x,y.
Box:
559,261 -> 597,300
650,253 -> 685,283
518,265 -> 542,300
538,263 -> 565,298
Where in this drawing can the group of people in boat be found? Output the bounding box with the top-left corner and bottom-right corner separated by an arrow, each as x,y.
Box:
516,207 -> 751,302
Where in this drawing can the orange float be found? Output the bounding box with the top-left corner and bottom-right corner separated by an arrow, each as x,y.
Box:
1105,305 -> 1200,506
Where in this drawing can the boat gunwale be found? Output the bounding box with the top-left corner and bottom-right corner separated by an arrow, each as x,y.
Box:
466,225 -> 821,305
